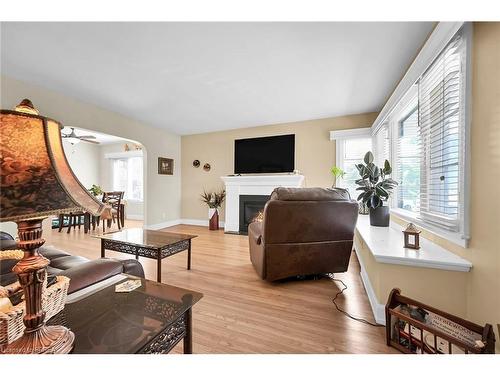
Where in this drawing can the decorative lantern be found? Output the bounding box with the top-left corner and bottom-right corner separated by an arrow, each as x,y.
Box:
403,223 -> 421,250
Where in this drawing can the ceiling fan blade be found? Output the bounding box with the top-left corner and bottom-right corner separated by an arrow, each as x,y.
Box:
78,135 -> 97,139
81,139 -> 100,145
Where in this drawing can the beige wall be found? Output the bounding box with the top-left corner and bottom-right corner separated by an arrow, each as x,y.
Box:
356,22 -> 500,351
62,140 -> 101,189
1,75 -> 181,227
181,113 -> 377,221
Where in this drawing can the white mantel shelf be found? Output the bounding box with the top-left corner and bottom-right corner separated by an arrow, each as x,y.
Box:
221,174 -> 305,233
356,215 -> 472,272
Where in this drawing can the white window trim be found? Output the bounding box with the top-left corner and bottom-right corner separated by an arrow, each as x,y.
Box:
104,150 -> 143,159
372,22 -> 465,134
330,127 -> 372,171
371,23 -> 472,248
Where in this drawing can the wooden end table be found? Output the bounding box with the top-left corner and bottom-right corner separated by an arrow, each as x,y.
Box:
95,228 -> 197,283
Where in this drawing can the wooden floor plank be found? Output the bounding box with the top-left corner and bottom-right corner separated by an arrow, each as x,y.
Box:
47,220 -> 395,354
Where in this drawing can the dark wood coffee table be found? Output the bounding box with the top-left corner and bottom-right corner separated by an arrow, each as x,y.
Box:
47,275 -> 203,354
95,228 -> 197,282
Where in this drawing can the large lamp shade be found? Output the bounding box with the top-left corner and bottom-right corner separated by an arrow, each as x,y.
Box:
0,100 -> 105,221
0,99 -> 106,354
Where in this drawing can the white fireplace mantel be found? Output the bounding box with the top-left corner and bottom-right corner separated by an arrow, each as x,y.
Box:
221,174 -> 305,233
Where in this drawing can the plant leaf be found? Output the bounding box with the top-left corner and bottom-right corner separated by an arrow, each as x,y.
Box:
364,151 -> 374,164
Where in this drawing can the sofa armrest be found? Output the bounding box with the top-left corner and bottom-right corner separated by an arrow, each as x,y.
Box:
60,258 -> 144,294
120,259 -> 145,278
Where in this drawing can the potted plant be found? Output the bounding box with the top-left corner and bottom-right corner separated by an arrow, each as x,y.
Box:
330,166 -> 346,187
201,189 -> 226,230
355,151 -> 398,227
88,184 -> 103,197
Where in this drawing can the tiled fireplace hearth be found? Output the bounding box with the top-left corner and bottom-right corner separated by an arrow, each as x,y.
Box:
220,174 -> 304,234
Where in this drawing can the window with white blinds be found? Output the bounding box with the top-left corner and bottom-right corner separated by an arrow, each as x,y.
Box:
396,108 -> 420,213
371,27 -> 470,245
418,33 -> 465,231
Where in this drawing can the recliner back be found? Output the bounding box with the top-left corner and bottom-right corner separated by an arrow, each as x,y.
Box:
262,187 -> 359,244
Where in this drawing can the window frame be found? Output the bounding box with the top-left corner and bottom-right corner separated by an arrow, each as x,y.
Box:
330,127 -> 372,197
105,150 -> 144,203
377,24 -> 472,248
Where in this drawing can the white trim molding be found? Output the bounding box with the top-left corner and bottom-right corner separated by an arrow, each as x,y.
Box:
144,218 -> 225,230
372,22 -> 464,134
330,127 -> 371,141
221,174 -> 304,233
354,249 -> 386,325
104,150 -> 143,159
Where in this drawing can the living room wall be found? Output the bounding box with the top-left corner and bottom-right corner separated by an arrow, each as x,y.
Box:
0,75 -> 182,228
181,112 -> 377,222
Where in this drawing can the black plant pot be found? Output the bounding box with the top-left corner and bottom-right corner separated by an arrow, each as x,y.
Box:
369,206 -> 390,227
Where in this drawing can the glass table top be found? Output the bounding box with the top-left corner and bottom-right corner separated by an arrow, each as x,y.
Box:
47,275 -> 203,354
93,228 -> 197,248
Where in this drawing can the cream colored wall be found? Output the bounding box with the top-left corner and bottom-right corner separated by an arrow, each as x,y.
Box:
181,113 -> 377,221
0,75 -> 181,227
62,140 -> 101,189
355,22 -> 500,350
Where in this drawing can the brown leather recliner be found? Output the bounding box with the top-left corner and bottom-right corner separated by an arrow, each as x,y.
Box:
248,187 -> 359,281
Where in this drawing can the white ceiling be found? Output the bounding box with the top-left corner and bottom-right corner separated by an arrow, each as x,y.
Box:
1,22 -> 434,135
61,127 -> 132,145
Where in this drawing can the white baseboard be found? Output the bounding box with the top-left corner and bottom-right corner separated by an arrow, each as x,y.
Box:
145,219 -> 182,230
126,214 -> 144,221
355,250 -> 386,325
144,218 -> 225,230
181,219 -> 225,228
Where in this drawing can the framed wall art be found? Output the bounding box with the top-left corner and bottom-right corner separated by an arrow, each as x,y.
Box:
158,157 -> 174,175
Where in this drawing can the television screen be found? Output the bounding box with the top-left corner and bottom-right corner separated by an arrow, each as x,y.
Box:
234,134 -> 295,174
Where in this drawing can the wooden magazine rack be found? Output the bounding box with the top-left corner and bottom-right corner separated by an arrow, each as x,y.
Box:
385,288 -> 495,354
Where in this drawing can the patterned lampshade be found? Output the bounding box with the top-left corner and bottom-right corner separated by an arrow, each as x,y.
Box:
0,99 -> 106,222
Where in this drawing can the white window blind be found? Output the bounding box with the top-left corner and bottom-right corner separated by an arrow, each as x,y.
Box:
396,107 -> 420,213
418,33 -> 464,231
373,123 -> 390,166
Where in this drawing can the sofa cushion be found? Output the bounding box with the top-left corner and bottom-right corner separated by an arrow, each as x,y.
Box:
269,187 -> 351,201
60,258 -> 126,294
39,245 -> 72,261
49,255 -> 90,270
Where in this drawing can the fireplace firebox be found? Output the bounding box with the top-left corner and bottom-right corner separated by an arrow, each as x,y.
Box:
238,195 -> 270,234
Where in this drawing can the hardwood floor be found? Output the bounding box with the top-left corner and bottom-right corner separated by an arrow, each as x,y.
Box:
47,220 -> 396,354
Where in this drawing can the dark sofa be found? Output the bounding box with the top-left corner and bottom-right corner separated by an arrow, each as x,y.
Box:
1,231 -> 144,294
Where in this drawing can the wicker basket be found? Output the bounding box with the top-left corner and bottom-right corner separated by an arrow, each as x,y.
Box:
0,275 -> 70,346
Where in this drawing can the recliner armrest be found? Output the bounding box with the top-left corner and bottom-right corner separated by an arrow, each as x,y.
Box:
248,221 -> 262,245
59,258 -> 144,294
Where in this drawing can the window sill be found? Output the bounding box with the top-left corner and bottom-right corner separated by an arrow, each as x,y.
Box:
390,208 -> 469,248
355,215 -> 472,272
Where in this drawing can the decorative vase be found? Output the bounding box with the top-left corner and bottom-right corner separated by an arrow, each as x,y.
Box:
208,208 -> 219,230
369,205 -> 390,227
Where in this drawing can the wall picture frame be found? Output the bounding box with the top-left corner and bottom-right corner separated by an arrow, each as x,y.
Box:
158,157 -> 174,175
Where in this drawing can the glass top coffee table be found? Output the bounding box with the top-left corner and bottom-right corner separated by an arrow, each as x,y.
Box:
95,228 -> 197,282
47,275 -> 203,354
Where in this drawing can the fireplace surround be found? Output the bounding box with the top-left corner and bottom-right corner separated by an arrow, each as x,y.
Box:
220,174 -> 304,233
238,195 -> 270,234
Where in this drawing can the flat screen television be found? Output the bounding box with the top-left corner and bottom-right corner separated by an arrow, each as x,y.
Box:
234,134 -> 295,174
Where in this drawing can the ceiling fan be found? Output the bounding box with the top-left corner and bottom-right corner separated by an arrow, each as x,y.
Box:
61,127 -> 100,145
